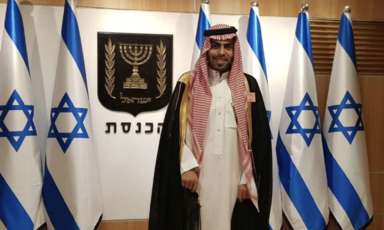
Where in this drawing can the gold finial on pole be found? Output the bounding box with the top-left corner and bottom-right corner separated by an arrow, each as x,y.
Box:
344,6 -> 351,13
301,4 -> 309,13
251,2 -> 259,7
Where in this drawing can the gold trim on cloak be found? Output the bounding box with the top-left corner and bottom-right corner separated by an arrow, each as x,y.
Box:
178,72 -> 191,163
244,77 -> 253,151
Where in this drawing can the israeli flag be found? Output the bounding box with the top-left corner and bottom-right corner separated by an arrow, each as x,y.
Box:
0,0 -> 44,229
322,10 -> 373,230
190,0 -> 211,69
243,4 -> 282,230
43,1 -> 103,229
276,11 -> 329,229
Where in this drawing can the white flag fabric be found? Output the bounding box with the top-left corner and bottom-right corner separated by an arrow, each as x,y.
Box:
243,5 -> 282,230
190,0 -> 211,69
42,1 -> 103,229
0,0 -> 43,229
322,12 -> 373,230
276,12 -> 329,229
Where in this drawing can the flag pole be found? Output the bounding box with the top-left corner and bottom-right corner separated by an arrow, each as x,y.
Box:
190,0 -> 211,69
251,2 -> 258,7
343,5 -> 351,13
301,3 -> 309,12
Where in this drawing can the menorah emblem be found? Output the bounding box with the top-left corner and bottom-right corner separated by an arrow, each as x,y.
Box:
119,43 -> 153,89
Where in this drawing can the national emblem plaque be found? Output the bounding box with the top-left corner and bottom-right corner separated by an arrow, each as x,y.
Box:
98,32 -> 173,116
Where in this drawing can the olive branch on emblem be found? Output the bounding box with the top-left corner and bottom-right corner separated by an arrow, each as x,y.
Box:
105,39 -> 116,99
156,40 -> 167,99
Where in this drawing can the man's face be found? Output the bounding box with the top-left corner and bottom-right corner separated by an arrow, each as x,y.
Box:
207,38 -> 235,73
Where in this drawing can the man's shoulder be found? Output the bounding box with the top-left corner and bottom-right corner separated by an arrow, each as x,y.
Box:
176,72 -> 258,87
243,73 -> 256,84
243,73 -> 260,91
178,71 -> 192,84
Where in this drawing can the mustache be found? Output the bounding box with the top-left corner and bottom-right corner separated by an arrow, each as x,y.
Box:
213,56 -> 228,60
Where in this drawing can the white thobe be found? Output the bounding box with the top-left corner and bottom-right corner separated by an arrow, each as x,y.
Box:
181,68 -> 246,230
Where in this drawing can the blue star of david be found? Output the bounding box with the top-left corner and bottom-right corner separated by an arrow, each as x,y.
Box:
286,93 -> 321,147
328,91 -> 364,144
0,90 -> 37,152
48,93 -> 88,153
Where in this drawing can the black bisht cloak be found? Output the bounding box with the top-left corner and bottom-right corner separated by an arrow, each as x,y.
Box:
149,73 -> 272,230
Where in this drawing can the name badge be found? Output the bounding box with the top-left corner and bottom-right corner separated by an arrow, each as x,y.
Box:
247,92 -> 256,103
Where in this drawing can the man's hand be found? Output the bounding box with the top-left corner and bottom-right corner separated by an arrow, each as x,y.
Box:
181,170 -> 199,193
238,184 -> 249,202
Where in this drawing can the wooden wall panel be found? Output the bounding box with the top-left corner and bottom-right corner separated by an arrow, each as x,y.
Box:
315,76 -> 330,124
311,20 -> 384,75
77,0 -> 195,13
0,0 -> 196,13
209,0 -> 303,17
306,0 -> 384,21
371,173 -> 384,213
353,0 -> 384,21
306,0 -> 356,19
0,0 -> 63,5
370,214 -> 384,229
19,0 -> 64,5
1,0 -> 383,20
208,0 -> 251,15
360,77 -> 384,172
98,220 -> 148,230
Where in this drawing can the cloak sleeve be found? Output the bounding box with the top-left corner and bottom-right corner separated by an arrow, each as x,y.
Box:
149,73 -> 201,230
231,74 -> 273,230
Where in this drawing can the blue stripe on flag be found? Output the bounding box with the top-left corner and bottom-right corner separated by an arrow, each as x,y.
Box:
4,0 -> 30,73
247,8 -> 268,80
0,173 -> 33,230
43,164 -> 80,230
61,0 -> 88,92
338,14 -> 357,68
322,136 -> 370,229
195,7 -> 210,49
276,134 -> 326,230
295,12 -> 313,66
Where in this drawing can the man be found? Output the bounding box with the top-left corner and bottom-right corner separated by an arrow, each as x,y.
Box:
149,24 -> 272,230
